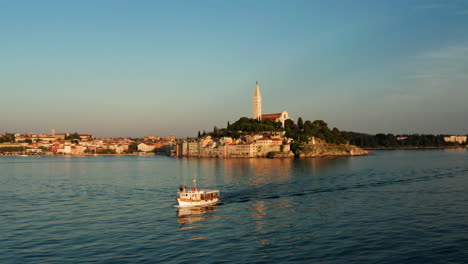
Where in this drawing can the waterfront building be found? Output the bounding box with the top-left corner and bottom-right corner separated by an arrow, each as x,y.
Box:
444,135 -> 467,144
107,143 -> 129,154
178,140 -> 201,157
57,143 -> 72,154
213,144 -> 228,157
138,143 -> 156,152
227,143 -> 256,157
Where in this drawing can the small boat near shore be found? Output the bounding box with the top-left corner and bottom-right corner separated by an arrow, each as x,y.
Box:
176,182 -> 220,207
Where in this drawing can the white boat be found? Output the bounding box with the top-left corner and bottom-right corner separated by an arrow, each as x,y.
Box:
176,177 -> 220,207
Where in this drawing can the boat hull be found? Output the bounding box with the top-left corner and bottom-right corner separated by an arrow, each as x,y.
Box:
176,198 -> 219,207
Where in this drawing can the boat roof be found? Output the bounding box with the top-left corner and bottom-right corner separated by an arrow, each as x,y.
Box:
204,189 -> 220,193
183,189 -> 220,193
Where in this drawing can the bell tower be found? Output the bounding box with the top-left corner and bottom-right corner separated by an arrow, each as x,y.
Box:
253,81 -> 262,121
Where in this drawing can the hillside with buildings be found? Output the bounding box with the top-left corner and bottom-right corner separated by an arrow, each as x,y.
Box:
176,117 -> 371,158
0,131 -> 177,156
2,82 -> 465,158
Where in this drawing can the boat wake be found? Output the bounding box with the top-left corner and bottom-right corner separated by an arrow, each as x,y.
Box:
222,167 -> 468,204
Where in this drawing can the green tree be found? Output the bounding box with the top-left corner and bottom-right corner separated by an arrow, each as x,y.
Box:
38,146 -> 49,152
66,132 -> 80,140
0,133 -> 16,143
298,117 -> 304,130
128,143 -> 138,152
284,119 -> 295,130
290,142 -> 303,158
312,120 -> 328,129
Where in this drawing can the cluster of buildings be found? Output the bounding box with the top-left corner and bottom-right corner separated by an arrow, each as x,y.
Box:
176,132 -> 293,158
0,130 -> 177,156
443,135 -> 467,144
175,82 -> 295,158
137,135 -> 177,153
0,129 -> 295,158
2,82 -> 466,157
0,82 -> 301,158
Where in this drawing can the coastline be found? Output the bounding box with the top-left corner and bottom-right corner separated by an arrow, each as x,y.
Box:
4,145 -> 466,158
363,146 -> 467,150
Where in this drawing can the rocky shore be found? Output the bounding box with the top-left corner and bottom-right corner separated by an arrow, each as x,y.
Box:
297,144 -> 371,158
292,138 -> 371,158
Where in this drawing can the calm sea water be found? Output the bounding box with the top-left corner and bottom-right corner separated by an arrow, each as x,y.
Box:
1,150 -> 467,263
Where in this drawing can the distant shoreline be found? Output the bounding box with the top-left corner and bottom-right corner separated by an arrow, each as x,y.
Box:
2,146 -> 466,158
364,146 -> 467,150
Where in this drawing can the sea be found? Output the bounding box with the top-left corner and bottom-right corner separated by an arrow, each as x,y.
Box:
1,149 -> 467,263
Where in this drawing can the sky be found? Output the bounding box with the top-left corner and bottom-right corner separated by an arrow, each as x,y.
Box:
1,0 -> 468,138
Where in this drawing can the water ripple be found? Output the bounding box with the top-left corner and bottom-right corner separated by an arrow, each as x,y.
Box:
1,151 -> 467,263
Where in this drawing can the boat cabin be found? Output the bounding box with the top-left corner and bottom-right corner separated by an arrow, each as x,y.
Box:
178,185 -> 220,201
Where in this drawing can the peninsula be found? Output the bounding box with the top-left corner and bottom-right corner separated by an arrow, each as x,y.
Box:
1,83 -> 465,158
176,81 -> 370,158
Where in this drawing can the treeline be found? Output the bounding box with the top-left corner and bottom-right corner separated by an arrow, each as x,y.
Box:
201,117 -> 465,148
284,118 -> 348,144
343,132 -> 461,148
0,146 -> 28,152
203,117 -> 348,144
0,134 -> 15,143
228,117 -> 283,132
199,117 -> 283,139
65,133 -> 81,140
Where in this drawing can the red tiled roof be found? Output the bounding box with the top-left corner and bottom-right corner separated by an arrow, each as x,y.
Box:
262,113 -> 281,117
261,113 -> 281,121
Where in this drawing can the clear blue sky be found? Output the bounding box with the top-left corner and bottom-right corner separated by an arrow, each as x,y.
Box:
1,0 -> 467,137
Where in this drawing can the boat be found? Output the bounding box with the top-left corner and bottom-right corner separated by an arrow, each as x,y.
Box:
176,177 -> 220,207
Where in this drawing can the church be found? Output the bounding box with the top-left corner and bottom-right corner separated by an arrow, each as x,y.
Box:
253,81 -> 292,127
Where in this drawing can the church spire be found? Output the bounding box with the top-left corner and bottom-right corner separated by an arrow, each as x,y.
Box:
253,81 -> 262,120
